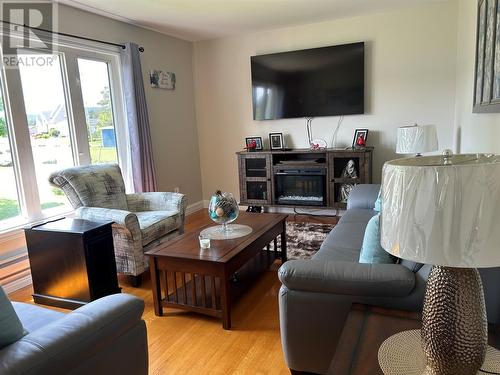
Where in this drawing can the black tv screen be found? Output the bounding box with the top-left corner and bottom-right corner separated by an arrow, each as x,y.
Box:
251,42 -> 364,120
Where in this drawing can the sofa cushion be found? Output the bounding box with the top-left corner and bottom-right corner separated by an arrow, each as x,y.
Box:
319,222 -> 367,252
312,219 -> 369,262
13,302 -> 64,333
359,214 -> 395,264
137,211 -> 182,246
347,184 -> 381,210
374,191 -> 382,212
400,259 -> 424,273
338,209 -> 377,224
0,288 -> 26,349
313,245 -> 360,263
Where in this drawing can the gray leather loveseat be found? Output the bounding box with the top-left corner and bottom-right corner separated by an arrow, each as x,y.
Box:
278,184 -> 500,374
0,293 -> 148,375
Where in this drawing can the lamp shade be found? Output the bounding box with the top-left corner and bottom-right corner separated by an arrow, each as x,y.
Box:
380,154 -> 500,268
396,125 -> 438,154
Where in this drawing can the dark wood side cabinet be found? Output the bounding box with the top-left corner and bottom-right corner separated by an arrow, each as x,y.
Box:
236,148 -> 373,210
24,218 -> 121,309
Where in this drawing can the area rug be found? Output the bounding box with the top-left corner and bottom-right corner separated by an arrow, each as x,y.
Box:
277,221 -> 335,260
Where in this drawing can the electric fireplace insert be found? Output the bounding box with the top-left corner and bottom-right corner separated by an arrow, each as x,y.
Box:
274,167 -> 326,206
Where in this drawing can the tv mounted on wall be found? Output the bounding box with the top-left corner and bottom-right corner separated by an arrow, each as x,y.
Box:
251,42 -> 365,120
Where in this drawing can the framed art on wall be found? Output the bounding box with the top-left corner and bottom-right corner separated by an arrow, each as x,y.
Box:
149,70 -> 176,90
474,0 -> 500,112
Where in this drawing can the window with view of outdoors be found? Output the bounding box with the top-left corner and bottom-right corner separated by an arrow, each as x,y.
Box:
78,58 -> 118,164
0,39 -> 126,231
0,86 -> 21,222
18,53 -> 74,214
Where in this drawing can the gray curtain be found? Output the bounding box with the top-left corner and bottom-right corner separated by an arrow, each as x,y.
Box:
120,42 -> 157,192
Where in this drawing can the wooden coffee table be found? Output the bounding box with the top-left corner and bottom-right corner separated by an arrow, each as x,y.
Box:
145,211 -> 287,329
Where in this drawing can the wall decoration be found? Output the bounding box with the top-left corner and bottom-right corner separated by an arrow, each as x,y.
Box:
352,129 -> 369,148
269,133 -> 284,150
149,70 -> 176,90
245,136 -> 263,151
474,0 -> 500,112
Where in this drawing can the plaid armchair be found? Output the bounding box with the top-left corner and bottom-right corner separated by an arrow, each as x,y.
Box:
49,164 -> 187,285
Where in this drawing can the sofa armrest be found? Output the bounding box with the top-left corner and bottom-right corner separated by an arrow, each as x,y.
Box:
278,260 -> 415,297
0,294 -> 146,375
346,184 -> 381,210
126,192 -> 187,214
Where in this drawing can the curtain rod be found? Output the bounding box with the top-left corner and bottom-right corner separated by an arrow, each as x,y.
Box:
1,20 -> 145,52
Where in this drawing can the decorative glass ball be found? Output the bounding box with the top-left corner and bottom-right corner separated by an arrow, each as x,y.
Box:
208,191 -> 239,228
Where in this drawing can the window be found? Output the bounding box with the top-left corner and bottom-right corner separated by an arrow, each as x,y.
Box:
0,81 -> 21,223
18,53 -> 75,214
77,58 -> 119,164
0,34 -> 128,231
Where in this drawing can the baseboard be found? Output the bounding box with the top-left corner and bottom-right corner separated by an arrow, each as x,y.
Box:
3,274 -> 32,294
0,247 -> 32,294
186,200 -> 205,215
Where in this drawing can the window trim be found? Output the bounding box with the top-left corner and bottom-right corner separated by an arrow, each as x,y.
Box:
71,50 -> 132,190
0,26 -> 130,234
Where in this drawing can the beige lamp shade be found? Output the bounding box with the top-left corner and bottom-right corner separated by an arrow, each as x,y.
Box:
396,125 -> 438,154
380,153 -> 500,268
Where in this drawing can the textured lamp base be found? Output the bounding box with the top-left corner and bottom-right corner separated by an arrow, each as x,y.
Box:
378,330 -> 500,375
422,266 -> 488,375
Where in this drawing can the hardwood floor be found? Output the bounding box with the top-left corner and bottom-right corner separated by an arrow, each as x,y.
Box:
9,210 -> 293,375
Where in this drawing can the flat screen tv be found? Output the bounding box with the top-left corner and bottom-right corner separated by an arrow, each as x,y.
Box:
251,42 -> 364,120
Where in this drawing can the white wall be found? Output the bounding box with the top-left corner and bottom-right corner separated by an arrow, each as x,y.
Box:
193,2 -> 459,199
58,4 -> 203,204
56,0 -> 494,205
454,0 -> 500,153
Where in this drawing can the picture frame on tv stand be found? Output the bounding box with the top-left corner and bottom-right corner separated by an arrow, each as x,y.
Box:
245,136 -> 263,151
352,129 -> 369,148
269,133 -> 284,150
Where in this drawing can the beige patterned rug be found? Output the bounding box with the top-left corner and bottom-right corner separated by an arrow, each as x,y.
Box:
277,221 -> 335,260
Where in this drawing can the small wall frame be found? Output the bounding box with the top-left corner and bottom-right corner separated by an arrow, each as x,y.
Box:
474,0 -> 500,113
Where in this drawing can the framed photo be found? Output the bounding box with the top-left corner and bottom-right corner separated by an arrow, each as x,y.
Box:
269,133 -> 284,150
245,136 -> 263,151
473,0 -> 500,112
149,70 -> 176,90
352,129 -> 369,148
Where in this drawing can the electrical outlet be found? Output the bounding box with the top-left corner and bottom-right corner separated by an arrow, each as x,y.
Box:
174,187 -> 180,193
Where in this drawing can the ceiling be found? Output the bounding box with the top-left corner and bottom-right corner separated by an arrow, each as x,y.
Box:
58,0 -> 444,42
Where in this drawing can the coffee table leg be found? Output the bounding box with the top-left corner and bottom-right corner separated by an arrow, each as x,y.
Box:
281,221 -> 287,262
220,273 -> 232,330
149,256 -> 163,316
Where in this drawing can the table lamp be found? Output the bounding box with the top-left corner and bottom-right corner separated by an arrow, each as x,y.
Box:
380,151 -> 500,374
396,124 -> 438,156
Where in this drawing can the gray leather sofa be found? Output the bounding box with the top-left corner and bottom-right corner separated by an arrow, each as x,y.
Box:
0,294 -> 148,375
278,184 -> 500,374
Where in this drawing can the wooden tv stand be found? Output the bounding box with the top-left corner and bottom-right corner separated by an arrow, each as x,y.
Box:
236,148 -> 373,210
